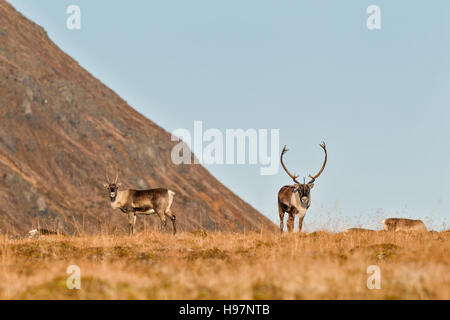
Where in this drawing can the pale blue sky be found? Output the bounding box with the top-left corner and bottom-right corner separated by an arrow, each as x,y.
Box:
7,0 -> 450,230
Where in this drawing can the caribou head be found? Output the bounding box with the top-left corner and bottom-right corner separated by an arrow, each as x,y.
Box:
103,171 -> 122,201
278,142 -> 327,232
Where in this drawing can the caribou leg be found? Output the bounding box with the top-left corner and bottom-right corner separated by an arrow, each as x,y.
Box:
128,212 -> 136,236
165,210 -> 177,235
287,213 -> 295,233
157,211 -> 167,232
171,215 -> 177,235
278,203 -> 285,233
298,215 -> 305,233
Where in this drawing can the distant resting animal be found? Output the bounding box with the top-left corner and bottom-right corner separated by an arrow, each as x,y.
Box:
381,218 -> 427,232
28,228 -> 60,238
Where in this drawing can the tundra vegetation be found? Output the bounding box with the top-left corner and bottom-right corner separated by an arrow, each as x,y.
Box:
0,229 -> 448,299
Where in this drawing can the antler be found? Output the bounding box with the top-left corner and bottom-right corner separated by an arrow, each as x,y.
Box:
114,172 -> 119,184
307,142 -> 327,184
105,169 -> 110,184
280,145 -> 300,184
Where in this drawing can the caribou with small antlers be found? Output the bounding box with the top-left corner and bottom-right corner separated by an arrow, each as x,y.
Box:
278,142 -> 327,233
103,172 -> 177,235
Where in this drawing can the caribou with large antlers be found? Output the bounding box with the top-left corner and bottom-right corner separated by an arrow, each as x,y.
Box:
103,172 -> 177,235
278,142 -> 327,233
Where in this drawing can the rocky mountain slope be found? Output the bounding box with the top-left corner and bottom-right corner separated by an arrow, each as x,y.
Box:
0,1 -> 275,234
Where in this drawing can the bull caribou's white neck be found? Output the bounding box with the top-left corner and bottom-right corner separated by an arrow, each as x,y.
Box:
110,190 -> 127,209
298,202 -> 308,217
290,190 -> 310,217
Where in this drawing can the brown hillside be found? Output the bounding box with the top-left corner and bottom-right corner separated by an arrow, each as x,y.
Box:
0,1 -> 275,234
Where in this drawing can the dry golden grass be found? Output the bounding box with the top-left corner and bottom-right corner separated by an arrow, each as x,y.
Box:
0,230 -> 448,300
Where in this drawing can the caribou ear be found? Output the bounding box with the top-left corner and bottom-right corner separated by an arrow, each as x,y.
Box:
117,183 -> 122,188
308,184 -> 314,189
103,184 -> 109,189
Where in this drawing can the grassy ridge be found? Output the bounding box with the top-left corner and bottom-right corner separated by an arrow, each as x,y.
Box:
0,230 -> 448,299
